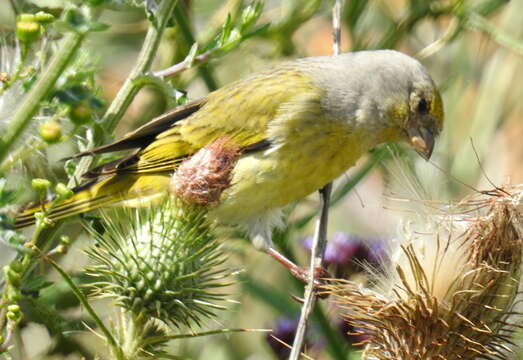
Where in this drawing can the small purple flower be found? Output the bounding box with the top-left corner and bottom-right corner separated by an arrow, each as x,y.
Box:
302,232 -> 387,269
266,317 -> 300,359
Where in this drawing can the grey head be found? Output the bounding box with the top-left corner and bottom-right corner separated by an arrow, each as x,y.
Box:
297,50 -> 444,160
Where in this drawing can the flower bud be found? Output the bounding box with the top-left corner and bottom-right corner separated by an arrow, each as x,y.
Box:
31,178 -> 51,191
3,266 -> 21,287
6,311 -> 18,321
60,235 -> 70,245
18,14 -> 36,22
39,120 -> 62,143
55,183 -> 73,199
86,198 -> 231,327
7,304 -> 20,313
35,11 -> 55,24
69,103 -> 92,125
16,15 -> 41,43
55,244 -> 67,254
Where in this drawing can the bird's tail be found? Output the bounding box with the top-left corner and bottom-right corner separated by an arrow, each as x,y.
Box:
14,174 -> 171,229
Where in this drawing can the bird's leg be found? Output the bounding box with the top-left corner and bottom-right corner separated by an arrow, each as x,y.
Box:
265,247 -> 330,288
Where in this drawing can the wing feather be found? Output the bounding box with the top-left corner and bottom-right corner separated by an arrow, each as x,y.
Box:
67,99 -> 205,159
81,66 -> 317,177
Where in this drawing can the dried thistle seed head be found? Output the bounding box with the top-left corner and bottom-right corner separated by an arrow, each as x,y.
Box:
170,137 -> 241,206
324,186 -> 523,360
86,198 -> 231,328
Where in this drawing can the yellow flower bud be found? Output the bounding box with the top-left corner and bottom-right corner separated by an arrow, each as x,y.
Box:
39,120 -> 62,143
16,16 -> 41,43
31,178 -> 51,191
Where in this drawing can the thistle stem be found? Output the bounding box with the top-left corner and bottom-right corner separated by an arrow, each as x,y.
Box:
289,183 -> 332,360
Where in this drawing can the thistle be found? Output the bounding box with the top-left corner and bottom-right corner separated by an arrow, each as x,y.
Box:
324,186 -> 523,359
85,139 -> 240,359
86,200 -> 230,327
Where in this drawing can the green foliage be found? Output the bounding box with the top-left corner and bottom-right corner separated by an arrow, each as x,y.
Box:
55,8 -> 110,34
0,0 -> 521,359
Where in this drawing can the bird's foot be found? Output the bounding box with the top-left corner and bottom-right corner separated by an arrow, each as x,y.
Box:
266,247 -> 331,297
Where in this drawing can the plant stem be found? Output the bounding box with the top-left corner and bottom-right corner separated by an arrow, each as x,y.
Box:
120,312 -> 146,360
173,3 -> 218,91
153,50 -> 213,79
46,255 -> 122,357
289,184 -> 332,360
144,328 -> 271,346
102,0 -> 180,133
0,32 -> 84,163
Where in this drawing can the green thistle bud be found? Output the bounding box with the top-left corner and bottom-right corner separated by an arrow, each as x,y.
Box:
55,183 -> 73,199
18,14 -> 36,22
69,103 -> 92,125
86,198 -> 231,328
7,304 -> 20,313
35,11 -> 55,24
16,15 -> 41,43
31,178 -> 51,191
39,120 -> 62,143
3,265 -> 21,287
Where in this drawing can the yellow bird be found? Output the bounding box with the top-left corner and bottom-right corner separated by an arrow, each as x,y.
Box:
16,50 -> 443,255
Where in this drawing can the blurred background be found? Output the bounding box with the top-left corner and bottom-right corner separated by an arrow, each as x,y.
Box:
1,0 -> 523,359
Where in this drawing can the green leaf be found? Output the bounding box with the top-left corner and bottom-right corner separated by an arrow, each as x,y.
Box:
88,21 -> 111,32
184,43 -> 199,68
22,274 -> 53,293
54,9 -> 110,34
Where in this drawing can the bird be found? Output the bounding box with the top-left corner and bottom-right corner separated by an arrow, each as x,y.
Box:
15,50 -> 443,277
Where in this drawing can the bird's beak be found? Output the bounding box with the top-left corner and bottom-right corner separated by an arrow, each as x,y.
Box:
407,126 -> 434,160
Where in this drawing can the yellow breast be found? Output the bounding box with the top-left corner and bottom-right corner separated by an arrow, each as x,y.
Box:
213,112 -> 377,224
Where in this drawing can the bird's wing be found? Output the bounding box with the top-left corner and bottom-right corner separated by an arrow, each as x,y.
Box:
86,68 -> 318,177
68,99 -> 205,159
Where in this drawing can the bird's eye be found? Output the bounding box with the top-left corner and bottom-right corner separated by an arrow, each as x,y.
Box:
417,98 -> 429,114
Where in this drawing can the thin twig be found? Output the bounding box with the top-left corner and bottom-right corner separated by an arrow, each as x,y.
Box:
332,0 -> 342,56
289,2 -> 342,359
416,17 -> 459,59
153,51 -> 213,79
289,185 -> 332,360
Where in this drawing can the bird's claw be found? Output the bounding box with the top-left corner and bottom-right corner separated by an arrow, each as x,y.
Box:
290,266 -> 331,299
